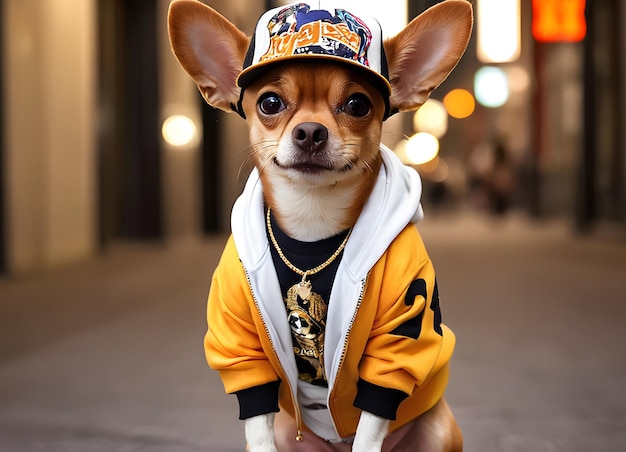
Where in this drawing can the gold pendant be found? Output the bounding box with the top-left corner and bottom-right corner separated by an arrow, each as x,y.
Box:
297,279 -> 312,300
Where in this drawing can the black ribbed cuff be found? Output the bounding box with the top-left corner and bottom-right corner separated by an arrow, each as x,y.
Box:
353,378 -> 409,421
235,380 -> 281,420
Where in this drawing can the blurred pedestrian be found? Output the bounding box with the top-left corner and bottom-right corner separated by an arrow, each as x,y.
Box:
485,140 -> 516,215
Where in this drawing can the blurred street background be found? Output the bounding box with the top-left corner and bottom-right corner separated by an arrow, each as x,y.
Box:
1,0 -> 626,451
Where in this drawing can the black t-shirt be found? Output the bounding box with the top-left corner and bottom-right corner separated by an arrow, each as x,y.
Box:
266,210 -> 349,387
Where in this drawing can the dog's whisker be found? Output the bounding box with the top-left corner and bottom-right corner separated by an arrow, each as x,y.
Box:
361,158 -> 374,174
339,141 -> 380,174
251,140 -> 278,158
236,156 -> 255,182
236,140 -> 278,181
257,154 -> 275,176
235,146 -> 261,182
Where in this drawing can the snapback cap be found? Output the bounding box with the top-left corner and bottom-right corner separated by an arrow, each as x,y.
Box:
234,2 -> 392,119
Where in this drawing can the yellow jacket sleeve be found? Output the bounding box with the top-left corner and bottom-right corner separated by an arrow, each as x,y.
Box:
204,236 -> 281,394
356,226 -> 451,413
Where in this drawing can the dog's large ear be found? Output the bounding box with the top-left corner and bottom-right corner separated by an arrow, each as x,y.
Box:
168,0 -> 250,112
384,0 -> 473,113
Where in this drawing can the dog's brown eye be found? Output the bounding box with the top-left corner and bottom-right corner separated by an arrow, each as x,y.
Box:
258,93 -> 286,115
343,94 -> 371,117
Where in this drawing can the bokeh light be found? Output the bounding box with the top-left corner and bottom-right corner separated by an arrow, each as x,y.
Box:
477,0 -> 521,63
443,89 -> 476,119
474,66 -> 509,108
507,65 -> 531,94
415,156 -> 451,183
405,132 -> 440,165
413,99 -> 448,138
162,115 -> 196,147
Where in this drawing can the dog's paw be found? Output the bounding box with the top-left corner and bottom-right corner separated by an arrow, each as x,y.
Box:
352,411 -> 390,451
244,413 -> 277,452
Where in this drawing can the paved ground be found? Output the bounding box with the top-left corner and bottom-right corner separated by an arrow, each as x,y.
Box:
1,212 -> 625,451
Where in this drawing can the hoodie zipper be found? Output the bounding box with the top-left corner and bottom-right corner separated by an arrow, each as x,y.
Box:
242,266 -> 304,442
329,276 -> 368,439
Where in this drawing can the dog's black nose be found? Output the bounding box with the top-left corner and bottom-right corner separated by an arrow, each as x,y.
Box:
292,122 -> 328,153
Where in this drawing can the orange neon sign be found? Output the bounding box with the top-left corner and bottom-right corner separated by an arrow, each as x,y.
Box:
532,0 -> 586,42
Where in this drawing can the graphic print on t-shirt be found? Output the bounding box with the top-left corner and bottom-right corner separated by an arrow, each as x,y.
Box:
285,284 -> 327,384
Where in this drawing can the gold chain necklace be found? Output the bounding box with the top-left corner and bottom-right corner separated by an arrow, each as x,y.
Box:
266,207 -> 351,300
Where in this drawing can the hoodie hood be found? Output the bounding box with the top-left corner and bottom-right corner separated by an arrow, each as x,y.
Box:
343,145 -> 423,279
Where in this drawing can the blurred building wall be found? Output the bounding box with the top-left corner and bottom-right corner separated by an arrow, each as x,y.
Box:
622,2 -> 626,220
577,0 -> 625,232
3,0 -> 97,273
534,44 -> 583,217
0,0 -> 267,275
158,0 -> 203,242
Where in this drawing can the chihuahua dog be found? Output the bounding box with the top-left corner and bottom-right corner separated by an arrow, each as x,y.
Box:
168,1 -> 472,450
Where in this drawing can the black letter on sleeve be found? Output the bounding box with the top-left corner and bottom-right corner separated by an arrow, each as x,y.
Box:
390,279 -> 427,340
